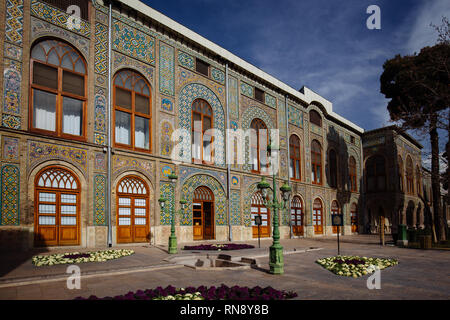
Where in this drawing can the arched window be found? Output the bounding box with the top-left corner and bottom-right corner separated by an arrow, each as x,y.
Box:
349,156 -> 357,192
366,155 -> 386,192
251,191 -> 270,238
35,166 -> 80,246
30,39 -> 87,139
289,135 -> 301,180
311,140 -> 322,185
351,203 -> 358,233
331,200 -> 340,234
193,186 -> 215,240
117,175 -> 150,243
406,156 -> 414,195
416,166 -> 421,196
329,149 -> 337,188
192,99 -> 213,163
250,119 -> 268,173
398,156 -> 404,192
291,196 -> 304,236
313,198 -> 323,234
309,110 -> 322,127
114,70 -> 151,151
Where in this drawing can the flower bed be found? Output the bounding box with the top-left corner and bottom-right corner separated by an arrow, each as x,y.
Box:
32,249 -> 134,267
75,284 -> 297,300
183,244 -> 255,251
316,255 -> 398,278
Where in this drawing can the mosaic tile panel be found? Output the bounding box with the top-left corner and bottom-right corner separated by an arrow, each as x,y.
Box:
278,99 -> 287,134
3,137 -> 19,160
311,123 -> 323,135
31,0 -> 90,37
178,70 -> 225,102
31,17 -> 90,59
3,59 -> 22,115
160,183 -> 174,225
94,175 -> 106,226
161,98 -> 173,112
113,51 -> 154,84
288,105 -> 303,127
181,174 -> 227,226
112,156 -> 153,178
112,19 -> 155,65
178,83 -> 225,167
240,82 -> 254,98
211,68 -> 225,84
160,121 -> 174,157
179,166 -> 227,191
0,165 -> 20,225
5,0 -> 24,45
2,114 -> 20,129
161,164 -> 175,179
95,22 -> 108,75
4,43 -> 22,61
95,10 -> 108,25
280,149 -> 288,180
231,176 -> 240,188
178,51 -> 195,70
94,133 -> 106,146
265,93 -> 277,109
28,141 -> 88,174
159,42 -> 175,96
228,76 -> 239,119
230,190 -> 241,225
94,153 -> 106,172
94,94 -> 107,134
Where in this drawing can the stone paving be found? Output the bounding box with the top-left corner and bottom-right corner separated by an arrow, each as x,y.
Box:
0,236 -> 449,300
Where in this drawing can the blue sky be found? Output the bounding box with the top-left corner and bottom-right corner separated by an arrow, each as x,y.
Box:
143,0 -> 449,157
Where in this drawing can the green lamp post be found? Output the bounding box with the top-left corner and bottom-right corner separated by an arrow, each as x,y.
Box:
257,142 -> 292,275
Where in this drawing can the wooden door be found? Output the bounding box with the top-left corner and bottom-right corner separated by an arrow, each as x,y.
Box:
313,198 -> 323,234
251,191 -> 271,238
331,200 -> 341,234
35,167 -> 80,246
291,196 -> 304,236
351,203 -> 358,233
117,176 -> 150,243
193,187 -> 215,240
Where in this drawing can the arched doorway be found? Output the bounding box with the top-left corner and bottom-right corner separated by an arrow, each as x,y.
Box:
291,196 -> 304,236
331,200 -> 341,234
351,203 -> 358,233
193,186 -> 215,240
313,198 -> 324,235
251,191 -> 270,238
35,166 -> 81,246
116,175 -> 150,243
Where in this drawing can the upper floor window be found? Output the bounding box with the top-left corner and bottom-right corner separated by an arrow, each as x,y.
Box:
254,87 -> 265,103
406,156 -> 414,195
398,156 -> 404,192
30,39 -> 87,140
196,58 -> 210,77
311,140 -> 322,185
366,155 -> 386,192
289,135 -> 301,181
349,156 -> 357,192
329,149 -> 337,188
250,118 -> 268,174
114,70 -> 151,152
192,99 -> 213,164
309,110 -> 322,127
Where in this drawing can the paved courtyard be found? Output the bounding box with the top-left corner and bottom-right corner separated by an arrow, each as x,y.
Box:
0,236 -> 449,300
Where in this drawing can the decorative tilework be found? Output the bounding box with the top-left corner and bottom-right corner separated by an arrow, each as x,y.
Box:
160,121 -> 174,157
280,136 -> 287,148
3,61 -> 21,115
240,82 -> 254,98
4,43 -> 22,61
288,105 -> 303,127
280,149 -> 288,180
178,51 -> 195,70
230,190 -> 241,225
179,166 -> 227,192
5,0 -> 24,45
278,99 -> 287,134
265,93 -> 277,109
1,165 -> 20,225
95,22 -> 108,75
160,183 -> 174,225
2,114 -> 20,129
112,19 -> 155,65
231,176 -> 240,187
112,156 -> 153,178
95,10 -> 108,25
311,123 -> 323,135
94,94 -> 107,134
31,17 -> 90,59
211,68 -> 225,84
230,121 -> 238,130
28,141 -> 88,174
31,0 -> 90,37
94,175 -> 106,225
94,153 -> 106,172
178,83 -> 225,167
113,51 -> 154,84
178,70 -> 225,102
159,42 -> 175,96
161,98 -> 173,112
228,76 -> 239,119
94,133 -> 106,146
95,74 -> 106,87
181,174 -> 227,226
3,137 -> 19,160
161,165 -> 174,178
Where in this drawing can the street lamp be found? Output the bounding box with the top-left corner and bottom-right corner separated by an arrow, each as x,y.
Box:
257,141 -> 291,274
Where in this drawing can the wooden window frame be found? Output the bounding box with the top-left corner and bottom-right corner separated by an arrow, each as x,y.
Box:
254,87 -> 265,103
309,110 -> 322,127
313,198 -> 323,235
29,41 -> 87,141
289,135 -> 301,181
311,140 -> 322,185
250,118 -> 268,174
191,99 -> 214,165
195,58 -> 210,77
113,70 -> 152,153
